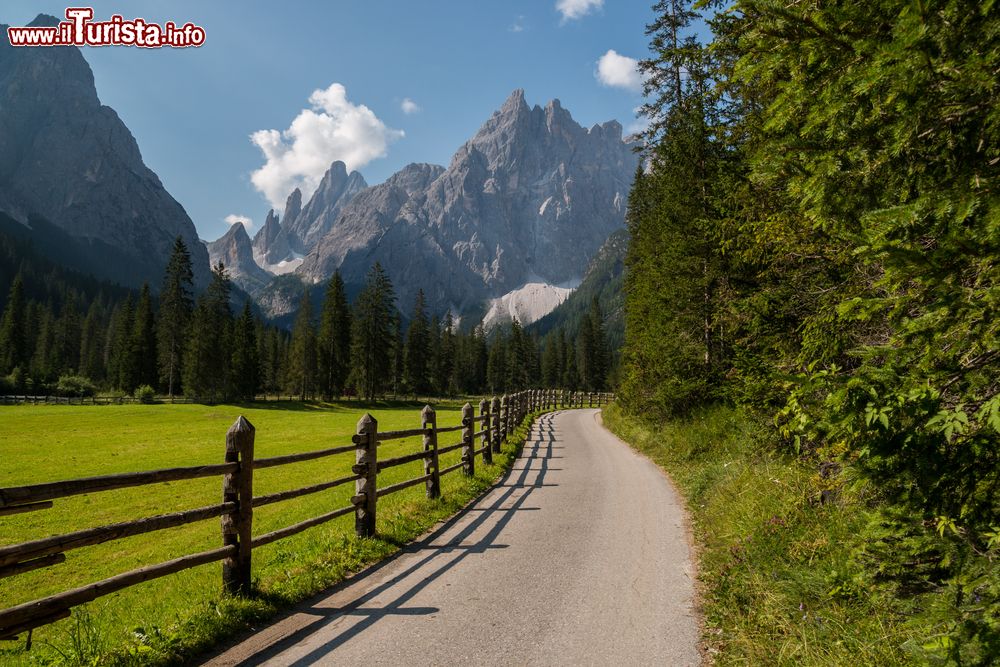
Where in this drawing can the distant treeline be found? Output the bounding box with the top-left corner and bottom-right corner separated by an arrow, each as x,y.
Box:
0,237 -> 612,401
621,0 -> 998,655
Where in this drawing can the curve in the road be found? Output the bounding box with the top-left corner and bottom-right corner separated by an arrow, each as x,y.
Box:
203,409 -> 700,666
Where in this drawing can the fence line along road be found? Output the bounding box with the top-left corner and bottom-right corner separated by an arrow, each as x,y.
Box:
0,389 -> 613,641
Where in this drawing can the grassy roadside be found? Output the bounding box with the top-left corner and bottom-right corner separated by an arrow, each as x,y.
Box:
602,403 -> 941,666
0,403 -> 543,666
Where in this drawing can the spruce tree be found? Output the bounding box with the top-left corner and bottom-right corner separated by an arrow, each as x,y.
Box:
0,274 -> 27,374
437,312 -> 456,396
110,295 -> 137,392
230,302 -> 259,401
317,271 -> 351,399
183,262 -> 232,402
131,284 -> 157,389
287,291 -> 317,400
403,289 -> 431,395
349,263 -> 396,401
157,237 -> 194,397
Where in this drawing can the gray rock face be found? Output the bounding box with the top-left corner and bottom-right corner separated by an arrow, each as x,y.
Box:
251,162 -> 367,268
206,223 -> 273,294
252,209 -> 283,263
299,89 -> 638,315
0,14 -> 211,288
287,162 -> 367,251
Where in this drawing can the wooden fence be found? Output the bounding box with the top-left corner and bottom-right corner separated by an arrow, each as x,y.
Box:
0,388 -> 613,641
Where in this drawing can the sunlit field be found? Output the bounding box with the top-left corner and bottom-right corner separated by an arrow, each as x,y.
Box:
0,399 -> 516,664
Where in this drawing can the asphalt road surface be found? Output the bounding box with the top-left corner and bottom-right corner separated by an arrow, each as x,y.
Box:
203,408 -> 700,666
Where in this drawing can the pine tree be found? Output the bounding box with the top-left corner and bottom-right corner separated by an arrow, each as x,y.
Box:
79,301 -> 106,382
230,302 -> 259,401
183,262 -> 232,402
287,291 -> 317,400
131,284 -> 157,389
0,274 -> 27,374
157,237 -> 194,397
437,312 -> 456,396
403,289 -> 431,395
56,292 -> 81,377
110,295 -> 137,392
349,263 -> 396,401
541,331 -> 561,388
390,312 -> 404,398
317,271 -> 352,400
486,331 -> 506,394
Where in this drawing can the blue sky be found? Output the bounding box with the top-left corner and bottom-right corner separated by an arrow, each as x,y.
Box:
4,1 -> 656,241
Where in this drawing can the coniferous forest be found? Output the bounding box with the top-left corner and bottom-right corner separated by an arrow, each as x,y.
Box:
618,0 -> 999,658
0,232 -> 612,402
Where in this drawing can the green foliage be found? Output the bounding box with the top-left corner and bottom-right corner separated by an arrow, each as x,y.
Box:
349,263 -> 397,401
403,289 -> 432,395
317,271 -> 351,399
157,236 -> 194,397
134,384 -> 156,404
182,262 -> 232,402
621,0 -> 1000,660
56,374 -> 97,398
286,291 -> 317,400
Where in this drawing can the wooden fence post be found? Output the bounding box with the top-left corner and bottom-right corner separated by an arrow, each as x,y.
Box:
491,396 -> 501,453
480,399 -> 492,465
500,394 -> 509,441
354,413 -> 378,538
222,416 -> 255,596
422,405 -> 440,499
462,402 -> 475,476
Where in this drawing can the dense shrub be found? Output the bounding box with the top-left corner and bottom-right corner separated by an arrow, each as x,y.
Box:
134,384 -> 156,404
56,375 -> 97,397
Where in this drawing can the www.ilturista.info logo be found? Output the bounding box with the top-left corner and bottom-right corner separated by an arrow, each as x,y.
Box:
7,7 -> 205,48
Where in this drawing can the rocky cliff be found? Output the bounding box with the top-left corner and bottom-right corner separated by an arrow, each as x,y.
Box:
0,14 -> 211,288
206,223 -> 273,294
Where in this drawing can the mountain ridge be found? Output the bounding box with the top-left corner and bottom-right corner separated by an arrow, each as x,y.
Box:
0,13 -> 211,289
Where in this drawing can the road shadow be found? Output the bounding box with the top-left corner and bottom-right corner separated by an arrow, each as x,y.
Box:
201,412 -> 562,666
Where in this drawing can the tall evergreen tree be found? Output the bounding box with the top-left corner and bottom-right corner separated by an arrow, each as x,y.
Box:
437,312 -> 456,396
157,237 -> 194,397
0,274 -> 27,374
109,295 -> 137,392
287,291 -> 317,400
486,331 -> 507,393
183,262 -> 231,401
79,301 -> 106,383
131,284 -> 157,388
349,263 -> 396,401
230,302 -> 259,401
317,271 -> 352,399
403,289 -> 432,395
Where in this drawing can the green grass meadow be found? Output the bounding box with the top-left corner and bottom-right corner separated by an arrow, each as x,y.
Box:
0,400 -> 526,665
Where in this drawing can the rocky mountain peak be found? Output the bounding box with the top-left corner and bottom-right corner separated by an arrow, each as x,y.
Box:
0,20 -> 211,287
297,90 -> 639,320
284,160 -> 369,253
283,188 -> 302,228
207,222 -> 270,293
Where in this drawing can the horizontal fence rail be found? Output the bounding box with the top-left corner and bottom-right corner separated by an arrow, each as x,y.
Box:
0,388 -> 613,641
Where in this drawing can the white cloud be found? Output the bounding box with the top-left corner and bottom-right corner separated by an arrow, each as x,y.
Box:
510,15 -> 526,32
556,0 -> 603,22
224,214 -> 253,231
401,97 -> 420,114
250,83 -> 403,209
596,49 -> 642,92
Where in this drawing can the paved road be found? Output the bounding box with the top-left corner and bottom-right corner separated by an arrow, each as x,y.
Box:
204,409 -> 700,666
